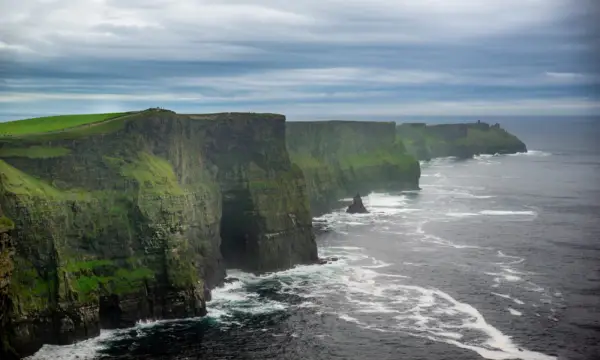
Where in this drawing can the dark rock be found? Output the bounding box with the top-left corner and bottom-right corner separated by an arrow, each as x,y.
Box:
346,193 -> 369,214
203,284 -> 212,302
317,257 -> 339,265
223,277 -> 240,284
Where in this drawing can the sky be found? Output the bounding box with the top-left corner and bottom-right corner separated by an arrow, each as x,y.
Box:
1,0 -> 599,120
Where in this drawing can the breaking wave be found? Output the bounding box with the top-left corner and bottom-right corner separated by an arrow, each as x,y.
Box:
507,150 -> 551,157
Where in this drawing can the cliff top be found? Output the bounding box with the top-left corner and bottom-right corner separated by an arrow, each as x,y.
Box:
397,120 -> 501,129
288,120 -> 395,125
185,112 -> 284,121
0,109 -> 287,143
0,112 -> 135,137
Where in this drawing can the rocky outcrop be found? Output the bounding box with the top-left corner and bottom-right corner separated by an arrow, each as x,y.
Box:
396,121 -> 527,160
346,194 -> 368,214
286,121 -> 420,214
0,110 -> 317,358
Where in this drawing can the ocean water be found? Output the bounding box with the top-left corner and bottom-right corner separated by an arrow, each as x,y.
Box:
26,119 -> 600,360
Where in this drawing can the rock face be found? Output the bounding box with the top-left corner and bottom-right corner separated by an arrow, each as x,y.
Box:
346,194 -> 368,214
286,121 -> 420,215
187,113 -> 317,272
0,110 -> 317,358
396,122 -> 527,160
0,207 -> 16,359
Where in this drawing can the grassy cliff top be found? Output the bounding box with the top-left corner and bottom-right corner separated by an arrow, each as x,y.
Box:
0,112 -> 133,137
0,110 -> 289,139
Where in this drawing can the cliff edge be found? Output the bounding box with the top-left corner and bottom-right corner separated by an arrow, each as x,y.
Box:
0,109 -> 317,358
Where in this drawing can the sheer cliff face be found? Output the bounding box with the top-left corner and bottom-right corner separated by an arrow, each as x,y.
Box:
0,110 -> 316,358
397,122 -> 527,160
286,121 -> 420,214
188,113 -> 316,272
0,207 -> 15,358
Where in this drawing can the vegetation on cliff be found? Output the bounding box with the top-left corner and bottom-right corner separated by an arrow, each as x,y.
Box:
286,121 -> 420,214
0,109 -> 317,358
0,113 -> 130,137
396,121 -> 527,160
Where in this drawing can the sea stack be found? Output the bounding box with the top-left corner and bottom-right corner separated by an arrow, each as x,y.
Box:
346,193 -> 369,214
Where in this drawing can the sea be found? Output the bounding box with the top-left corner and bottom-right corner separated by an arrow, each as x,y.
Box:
26,117 -> 600,360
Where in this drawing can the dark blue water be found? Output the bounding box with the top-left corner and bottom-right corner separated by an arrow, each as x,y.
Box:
27,119 -> 600,360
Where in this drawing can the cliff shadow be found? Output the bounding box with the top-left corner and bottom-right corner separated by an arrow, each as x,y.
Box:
219,188 -> 261,271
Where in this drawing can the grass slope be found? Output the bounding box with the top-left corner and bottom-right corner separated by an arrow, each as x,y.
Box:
0,113 -> 128,137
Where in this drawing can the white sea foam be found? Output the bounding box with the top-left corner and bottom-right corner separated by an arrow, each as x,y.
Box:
362,259 -> 393,269
486,271 -> 523,283
508,308 -> 523,316
403,262 -> 426,267
497,251 -> 521,260
421,172 -> 444,178
508,150 -> 551,157
446,212 -> 480,218
503,275 -> 523,282
256,243 -> 555,360
327,246 -> 364,251
480,210 -> 537,216
491,292 -> 526,305
25,318 -> 183,360
421,234 -> 482,249
474,154 -> 496,159
24,330 -> 119,360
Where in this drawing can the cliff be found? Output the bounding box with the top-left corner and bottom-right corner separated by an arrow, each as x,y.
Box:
286,121 -> 420,214
396,121 -> 527,160
0,206 -> 15,358
0,109 -> 317,358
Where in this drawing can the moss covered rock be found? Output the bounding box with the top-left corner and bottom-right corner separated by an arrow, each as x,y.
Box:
0,208 -> 16,359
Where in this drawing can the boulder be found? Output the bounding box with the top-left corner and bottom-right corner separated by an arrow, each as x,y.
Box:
346,193 -> 369,214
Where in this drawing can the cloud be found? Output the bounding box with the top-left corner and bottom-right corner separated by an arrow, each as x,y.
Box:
1,0 -> 573,59
0,0 -> 598,118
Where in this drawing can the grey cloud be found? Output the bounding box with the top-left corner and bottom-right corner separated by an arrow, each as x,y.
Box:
0,0 -> 598,117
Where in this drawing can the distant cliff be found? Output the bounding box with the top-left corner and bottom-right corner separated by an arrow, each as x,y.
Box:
396,122 -> 527,160
286,121 -> 420,214
0,110 -> 317,358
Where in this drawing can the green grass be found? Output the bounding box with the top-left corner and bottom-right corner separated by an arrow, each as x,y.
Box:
0,159 -> 92,201
104,152 -> 185,196
0,159 -> 62,197
0,113 -> 127,137
0,216 -> 14,232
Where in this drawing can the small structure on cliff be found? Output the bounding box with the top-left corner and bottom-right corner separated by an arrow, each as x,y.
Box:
346,193 -> 369,214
